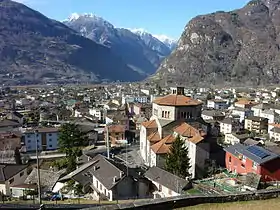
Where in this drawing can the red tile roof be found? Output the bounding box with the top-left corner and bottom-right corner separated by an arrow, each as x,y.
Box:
153,95 -> 202,106
173,123 -> 206,144
142,120 -> 158,129
147,131 -> 161,143
151,135 -> 175,154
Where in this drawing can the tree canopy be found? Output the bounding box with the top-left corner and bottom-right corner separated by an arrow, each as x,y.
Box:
58,123 -> 87,156
58,123 -> 87,173
165,136 -> 191,179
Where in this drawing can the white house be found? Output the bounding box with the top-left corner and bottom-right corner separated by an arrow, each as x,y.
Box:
231,107 -> 254,123
224,133 -> 250,145
89,155 -> 149,201
0,164 -> 28,195
207,99 -> 228,110
24,127 -> 59,152
219,118 -> 241,135
268,124 -> 280,142
145,166 -> 190,198
89,108 -> 103,121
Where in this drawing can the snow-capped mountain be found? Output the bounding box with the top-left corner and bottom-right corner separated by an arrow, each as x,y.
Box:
130,28 -> 177,51
63,13 -> 176,75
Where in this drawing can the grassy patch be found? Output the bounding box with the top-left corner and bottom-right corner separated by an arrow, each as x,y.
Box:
185,188 -> 203,195
179,198 -> 280,210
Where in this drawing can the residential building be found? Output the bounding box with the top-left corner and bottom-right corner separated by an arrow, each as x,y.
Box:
0,164 -> 28,195
231,107 -> 254,123
88,155 -> 150,201
224,144 -> 280,181
104,125 -> 126,146
0,119 -> 21,133
234,99 -> 257,109
6,112 -> 24,125
269,126 -> 280,142
144,166 -> 190,198
25,168 -> 65,193
201,110 -> 225,121
24,127 -> 59,152
219,118 -> 241,135
260,110 -> 280,124
207,99 -> 228,110
0,133 -> 22,151
244,116 -> 268,134
224,133 -> 251,145
89,108 -> 103,121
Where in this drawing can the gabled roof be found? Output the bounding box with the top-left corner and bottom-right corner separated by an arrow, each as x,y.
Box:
224,144 -> 279,165
147,131 -> 161,143
142,120 -> 157,129
173,122 -> 206,144
150,135 -> 175,154
153,95 -> 202,107
0,164 -> 28,182
107,124 -> 126,133
25,168 -> 65,192
89,154 -> 128,190
0,119 -> 20,127
220,117 -> 236,125
145,166 -> 189,193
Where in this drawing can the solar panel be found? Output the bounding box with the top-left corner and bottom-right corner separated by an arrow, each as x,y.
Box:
246,146 -> 270,159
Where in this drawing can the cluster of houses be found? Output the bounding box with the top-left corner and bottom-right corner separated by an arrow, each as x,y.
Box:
1,84 -> 280,202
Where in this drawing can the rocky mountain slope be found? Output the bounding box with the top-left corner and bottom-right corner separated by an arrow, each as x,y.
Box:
154,0 -> 280,86
64,14 -> 176,76
0,0 -> 143,85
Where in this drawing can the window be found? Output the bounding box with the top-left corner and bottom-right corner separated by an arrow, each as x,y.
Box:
241,163 -> 245,168
104,189 -> 107,195
158,184 -> 162,192
49,139 -> 52,142
48,133 -> 52,137
108,192 -> 110,198
162,111 -> 164,118
27,134 -> 31,138
96,180 -> 98,187
49,145 -> 52,148
28,140 -> 31,143
9,178 -> 14,184
229,156 -> 231,163
100,184 -> 102,190
20,171 -> 24,177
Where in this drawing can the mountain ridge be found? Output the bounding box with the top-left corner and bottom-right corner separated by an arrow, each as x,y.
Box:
154,0 -> 280,87
63,13 -> 177,75
0,0 -> 143,85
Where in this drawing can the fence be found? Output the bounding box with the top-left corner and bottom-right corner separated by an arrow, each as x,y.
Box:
86,188 -> 280,210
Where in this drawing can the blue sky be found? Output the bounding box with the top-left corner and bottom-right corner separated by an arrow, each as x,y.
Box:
16,0 -> 249,39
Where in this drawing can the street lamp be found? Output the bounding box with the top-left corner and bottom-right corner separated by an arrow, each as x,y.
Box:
34,129 -> 41,204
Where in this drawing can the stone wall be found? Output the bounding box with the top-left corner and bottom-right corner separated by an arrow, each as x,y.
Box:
87,188 -> 280,210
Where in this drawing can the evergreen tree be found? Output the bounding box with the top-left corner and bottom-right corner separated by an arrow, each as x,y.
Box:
58,123 -> 87,173
165,136 -> 191,178
58,123 -> 87,156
